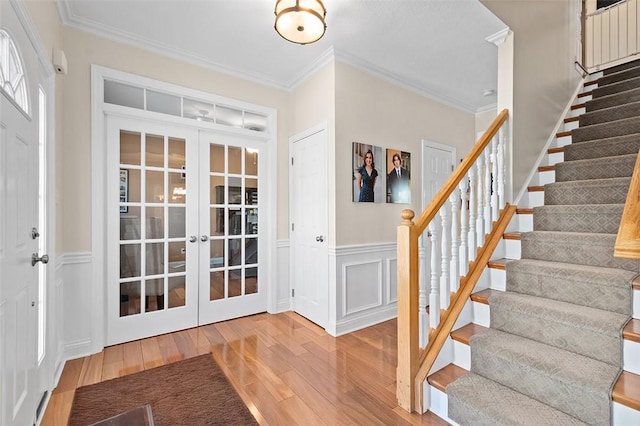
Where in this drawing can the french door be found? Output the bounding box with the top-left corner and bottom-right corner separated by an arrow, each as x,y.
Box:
106,116 -> 266,345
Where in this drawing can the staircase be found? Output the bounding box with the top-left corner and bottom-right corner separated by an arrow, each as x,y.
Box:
428,61 -> 640,424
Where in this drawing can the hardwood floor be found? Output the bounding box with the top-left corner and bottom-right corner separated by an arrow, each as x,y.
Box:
40,312 -> 447,425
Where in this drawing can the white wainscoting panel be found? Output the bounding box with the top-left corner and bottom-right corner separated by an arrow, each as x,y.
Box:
60,252 -> 93,360
330,243 -> 398,336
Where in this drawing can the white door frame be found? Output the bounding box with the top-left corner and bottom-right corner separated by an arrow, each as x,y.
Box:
91,66 -> 277,350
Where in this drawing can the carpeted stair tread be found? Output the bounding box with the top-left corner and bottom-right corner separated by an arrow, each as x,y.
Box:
544,177 -> 631,205
490,291 -> 628,365
469,329 -> 620,425
598,64 -> 640,86
533,204 -> 624,233
554,153 -> 637,182
520,231 -> 640,272
447,373 -> 589,426
602,60 -> 640,76
571,115 -> 640,142
563,133 -> 640,160
579,100 -> 640,127
592,74 -> 640,98
586,86 -> 640,112
505,258 -> 634,315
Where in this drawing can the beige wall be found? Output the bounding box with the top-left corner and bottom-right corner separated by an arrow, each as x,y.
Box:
334,62 -> 476,246
481,0 -> 581,195
476,108 -> 498,136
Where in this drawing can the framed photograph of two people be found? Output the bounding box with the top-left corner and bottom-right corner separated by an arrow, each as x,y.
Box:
352,142 -> 411,204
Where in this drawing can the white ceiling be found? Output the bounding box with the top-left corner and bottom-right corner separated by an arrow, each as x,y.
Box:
56,0 -> 507,113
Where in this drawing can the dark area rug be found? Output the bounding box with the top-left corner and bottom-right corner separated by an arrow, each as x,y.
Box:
67,354 -> 258,426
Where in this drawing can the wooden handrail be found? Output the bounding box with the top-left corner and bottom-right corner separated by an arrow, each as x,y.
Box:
396,109 -> 509,413
414,109 -> 509,234
614,150 -> 640,259
413,204 -> 516,412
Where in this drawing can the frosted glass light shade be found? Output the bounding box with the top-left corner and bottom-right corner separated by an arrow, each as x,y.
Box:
274,0 -> 326,45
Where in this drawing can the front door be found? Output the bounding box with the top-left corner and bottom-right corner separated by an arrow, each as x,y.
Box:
0,3 -> 40,424
290,127 -> 328,328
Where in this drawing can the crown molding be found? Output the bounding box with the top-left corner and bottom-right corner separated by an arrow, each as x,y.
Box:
486,27 -> 511,47
287,47 -> 336,91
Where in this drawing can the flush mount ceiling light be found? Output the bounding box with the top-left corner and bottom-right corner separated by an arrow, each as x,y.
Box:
274,0 -> 327,45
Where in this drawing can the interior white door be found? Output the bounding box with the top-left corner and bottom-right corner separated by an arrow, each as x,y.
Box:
197,132 -> 267,324
106,117 -> 199,345
290,128 -> 328,328
423,142 -> 455,207
0,3 -> 40,424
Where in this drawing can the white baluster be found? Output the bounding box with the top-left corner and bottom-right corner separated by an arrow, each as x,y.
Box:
449,188 -> 460,293
429,218 -> 441,328
491,136 -> 499,221
439,204 -> 451,310
458,177 -> 469,276
484,147 -> 492,233
418,240 -> 428,347
476,156 -> 485,246
468,167 -> 477,261
497,126 -> 506,208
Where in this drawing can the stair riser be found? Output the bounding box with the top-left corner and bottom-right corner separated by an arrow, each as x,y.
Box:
533,207 -> 624,234
563,137 -> 640,161
599,66 -> 640,85
572,117 -> 640,142
506,269 -> 631,315
580,101 -> 640,126
520,234 -> 639,272
592,77 -> 640,98
471,341 -> 612,425
544,180 -> 631,205
586,88 -> 640,112
490,307 -> 623,365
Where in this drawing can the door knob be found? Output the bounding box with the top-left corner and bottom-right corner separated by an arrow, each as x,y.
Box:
31,253 -> 49,267
189,235 -> 197,243
201,235 -> 209,242
316,235 -> 324,242
31,227 -> 40,239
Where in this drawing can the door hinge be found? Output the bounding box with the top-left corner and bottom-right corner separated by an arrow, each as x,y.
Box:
292,289 -> 295,297
451,164 -> 454,171
291,157 -> 294,166
291,223 -> 294,231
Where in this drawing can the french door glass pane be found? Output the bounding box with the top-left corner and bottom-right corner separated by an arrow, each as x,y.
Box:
120,132 -> 188,317
207,143 -> 259,302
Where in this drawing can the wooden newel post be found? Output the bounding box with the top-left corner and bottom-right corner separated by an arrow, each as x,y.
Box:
396,209 -> 419,412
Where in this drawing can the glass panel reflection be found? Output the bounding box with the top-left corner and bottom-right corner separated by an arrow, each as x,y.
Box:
210,144 -> 225,173
228,147 -> 242,174
245,238 -> 258,265
146,242 -> 164,276
146,170 -> 164,203
209,239 -> 225,269
121,207 -> 141,240
211,207 -> 224,237
216,105 -> 243,128
228,208 -> 242,235
168,241 -> 185,273
243,113 -> 267,133
168,207 -> 186,238
168,276 -> 186,308
228,239 -> 242,266
146,207 -> 164,239
168,138 -> 185,169
126,169 -> 141,203
120,244 -> 141,278
210,176 -> 225,204
145,278 -> 164,312
120,131 -> 141,165
210,271 -> 225,301
246,179 -> 258,205
169,172 -> 186,204
229,270 -> 242,298
228,177 -> 242,205
246,208 -> 258,235
246,267 -> 258,295
120,281 -> 141,316
245,149 -> 258,175
145,134 -> 164,168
